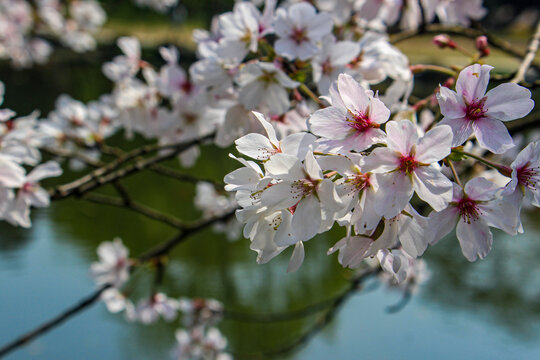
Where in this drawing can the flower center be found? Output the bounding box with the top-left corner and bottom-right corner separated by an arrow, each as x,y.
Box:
457,196 -> 481,223
290,27 -> 308,45
398,155 -> 418,174
464,97 -> 487,122
321,60 -> 333,75
346,109 -> 377,133
347,172 -> 371,191
517,164 -> 540,190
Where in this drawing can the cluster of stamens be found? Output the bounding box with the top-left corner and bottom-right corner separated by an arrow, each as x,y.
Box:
346,109 -> 375,133
290,27 -> 308,45
464,97 -> 487,122
517,165 -> 539,190
457,196 -> 482,224
398,155 -> 418,174
256,146 -> 280,160
347,173 -> 371,192
291,178 -> 317,200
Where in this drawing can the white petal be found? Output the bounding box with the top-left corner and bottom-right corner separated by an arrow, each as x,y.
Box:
456,218 -> 493,261
287,241 -> 305,272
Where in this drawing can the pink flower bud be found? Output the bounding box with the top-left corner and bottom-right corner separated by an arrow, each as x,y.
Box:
432,34 -> 456,49
475,36 -> 490,57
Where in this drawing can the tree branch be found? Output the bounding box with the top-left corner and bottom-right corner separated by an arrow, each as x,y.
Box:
512,20 -> 540,84
83,192 -> 185,229
49,133 -> 215,201
0,284 -> 111,358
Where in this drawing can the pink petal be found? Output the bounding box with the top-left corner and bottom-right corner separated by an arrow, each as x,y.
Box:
385,120 -> 419,155
456,218 -> 492,261
485,83 -> 534,121
415,125 -> 453,163
456,64 -> 492,102
437,86 -> 465,118
439,117 -> 473,147
473,117 -> 514,154
374,173 -> 413,218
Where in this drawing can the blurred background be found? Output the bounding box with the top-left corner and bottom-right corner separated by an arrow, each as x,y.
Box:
0,0 -> 539,359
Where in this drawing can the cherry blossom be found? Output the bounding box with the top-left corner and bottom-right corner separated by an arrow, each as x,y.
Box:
426,178 -> 518,261
5,160 -> 62,228
437,64 -> 534,153
273,2 -> 333,61
90,238 -> 131,288
364,120 -> 454,218
309,73 -> 390,153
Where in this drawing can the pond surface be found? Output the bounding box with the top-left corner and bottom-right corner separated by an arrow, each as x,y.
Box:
0,52 -> 540,360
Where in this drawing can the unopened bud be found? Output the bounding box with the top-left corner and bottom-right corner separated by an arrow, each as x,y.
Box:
433,34 -> 456,49
475,36 -> 490,57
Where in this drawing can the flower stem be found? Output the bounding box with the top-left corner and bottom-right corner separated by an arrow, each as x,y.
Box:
299,83 -> 324,108
451,149 -> 511,176
445,159 -> 462,186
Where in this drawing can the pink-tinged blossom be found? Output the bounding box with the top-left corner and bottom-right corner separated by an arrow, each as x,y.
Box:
435,0 -> 487,27
235,111 -> 315,161
317,153 -> 380,232
311,35 -> 360,95
328,204 -> 427,267
309,73 -> 390,153
503,140 -> 540,207
6,160 -> 62,228
127,293 -> 179,324
236,61 -> 299,115
262,151 -> 343,243
437,64 -> 534,154
173,327 -> 231,360
364,120 -> 454,218
90,238 -> 130,288
426,178 -> 518,261
273,2 -> 333,61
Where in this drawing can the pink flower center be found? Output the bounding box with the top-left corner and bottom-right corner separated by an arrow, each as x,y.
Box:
346,110 -> 378,133
321,60 -> 333,75
398,155 -> 418,174
457,196 -> 481,223
517,164 -> 539,190
348,173 -> 371,191
290,27 -> 308,45
22,182 -> 36,193
464,97 -> 487,122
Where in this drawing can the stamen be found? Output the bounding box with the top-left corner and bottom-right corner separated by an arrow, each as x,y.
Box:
457,196 -> 482,224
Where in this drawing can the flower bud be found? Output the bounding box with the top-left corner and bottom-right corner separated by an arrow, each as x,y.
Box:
475,36 -> 490,57
432,34 -> 456,49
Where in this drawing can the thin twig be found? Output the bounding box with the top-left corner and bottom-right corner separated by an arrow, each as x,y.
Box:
512,20 -> 540,84
83,192 -> 185,229
50,133 -> 215,200
0,284 -> 111,358
390,24 -> 538,66
148,164 -> 224,188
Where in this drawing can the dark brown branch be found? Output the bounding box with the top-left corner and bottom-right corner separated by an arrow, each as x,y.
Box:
0,284 -> 111,358
83,192 -> 185,229
148,164 -> 224,188
137,207 -> 237,263
49,133 -> 215,200
390,24 -> 538,65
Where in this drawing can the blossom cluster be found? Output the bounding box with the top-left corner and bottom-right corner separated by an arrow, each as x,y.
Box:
90,238 -> 231,360
0,81 -> 62,227
0,0 -> 178,67
224,66 -> 536,278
